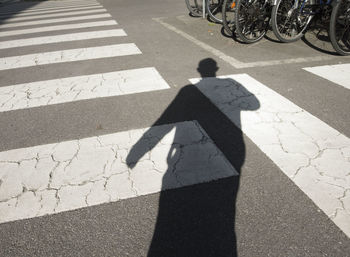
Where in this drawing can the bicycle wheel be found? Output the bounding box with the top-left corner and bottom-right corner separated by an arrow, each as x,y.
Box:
271,0 -> 313,43
235,0 -> 271,43
222,0 -> 236,36
185,0 -> 204,17
329,0 -> 350,55
206,0 -> 224,23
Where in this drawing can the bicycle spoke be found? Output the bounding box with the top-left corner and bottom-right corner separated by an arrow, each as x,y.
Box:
235,0 -> 269,43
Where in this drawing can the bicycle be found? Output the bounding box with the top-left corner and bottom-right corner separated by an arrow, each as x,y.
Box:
185,0 -> 204,17
222,0 -> 237,36
186,0 -> 233,33
329,0 -> 350,55
206,0 -> 225,23
234,0 -> 273,43
271,0 -> 350,55
185,0 -> 223,22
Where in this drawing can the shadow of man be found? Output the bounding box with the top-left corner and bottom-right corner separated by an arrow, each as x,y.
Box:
126,58 -> 260,257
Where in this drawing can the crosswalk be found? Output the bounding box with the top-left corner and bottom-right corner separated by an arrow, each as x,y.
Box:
191,74 -> 350,237
0,29 -> 127,49
303,63 -> 350,90
0,0 -> 99,12
0,5 -> 105,17
0,13 -> 112,28
1,8 -> 108,22
0,67 -> 169,112
0,0 -> 349,244
0,20 -> 118,37
0,43 -> 141,70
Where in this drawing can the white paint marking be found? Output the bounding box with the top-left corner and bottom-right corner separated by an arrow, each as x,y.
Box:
0,3 -> 101,15
0,43 -> 141,71
0,67 -> 169,112
190,74 -> 350,237
153,17 -> 335,68
0,9 -> 107,22
153,17 -> 243,67
0,121 -> 237,223
0,1 -> 99,10
0,13 -> 112,29
237,56 -> 336,68
2,0 -> 99,10
303,63 -> 350,90
0,29 -> 127,49
21,0 -> 98,4
0,5 -> 104,18
0,20 -> 118,38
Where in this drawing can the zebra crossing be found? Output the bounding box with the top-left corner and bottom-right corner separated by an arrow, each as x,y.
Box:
0,0 -> 349,246
0,43 -> 141,70
0,67 -> 170,112
0,5 -> 105,17
0,29 -> 127,49
0,20 -> 118,37
0,13 -> 112,28
0,3 -> 102,15
303,63 -> 350,90
191,74 -> 350,238
1,8 -> 108,22
0,0 -> 178,222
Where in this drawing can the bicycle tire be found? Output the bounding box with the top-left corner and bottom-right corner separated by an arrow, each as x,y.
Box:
235,0 -> 270,43
222,0 -> 236,36
329,0 -> 350,56
206,0 -> 224,23
185,0 -> 204,17
271,0 -> 312,43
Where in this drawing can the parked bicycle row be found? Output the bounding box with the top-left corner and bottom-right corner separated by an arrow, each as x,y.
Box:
185,0 -> 350,56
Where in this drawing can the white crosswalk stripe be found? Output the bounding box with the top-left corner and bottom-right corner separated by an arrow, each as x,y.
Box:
0,3 -> 101,15
190,74 -> 350,238
0,0 -> 183,224
0,120 -> 236,223
0,67 -> 170,112
25,0 -> 99,6
0,5 -> 104,18
0,20 -> 118,37
0,8 -> 108,22
0,13 -> 112,28
0,0 -> 99,10
303,64 -> 350,90
11,0 -> 98,5
0,44 -> 141,71
0,29 -> 127,49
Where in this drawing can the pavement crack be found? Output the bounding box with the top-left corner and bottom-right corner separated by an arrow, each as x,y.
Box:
63,140 -> 81,172
128,170 -> 138,196
0,92 -> 16,108
48,156 -> 60,189
170,144 -> 184,186
96,136 -> 105,147
53,189 -> 60,212
103,178 -> 112,202
36,192 -> 44,216
85,184 -> 94,206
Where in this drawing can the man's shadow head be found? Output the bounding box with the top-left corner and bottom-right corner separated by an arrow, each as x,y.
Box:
197,58 -> 219,78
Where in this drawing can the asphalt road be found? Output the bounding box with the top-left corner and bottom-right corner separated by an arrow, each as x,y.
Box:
0,0 -> 350,256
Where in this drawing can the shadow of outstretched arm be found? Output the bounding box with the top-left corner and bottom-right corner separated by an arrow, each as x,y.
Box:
126,125 -> 173,169
124,58 -> 260,257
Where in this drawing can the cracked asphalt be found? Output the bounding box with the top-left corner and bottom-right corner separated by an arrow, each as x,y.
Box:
0,0 -> 350,256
